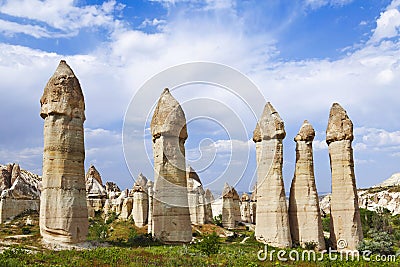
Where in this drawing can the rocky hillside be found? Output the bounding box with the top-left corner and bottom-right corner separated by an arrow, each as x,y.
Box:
320,172 -> 400,215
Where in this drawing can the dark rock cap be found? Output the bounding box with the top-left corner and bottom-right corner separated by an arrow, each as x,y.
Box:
326,103 -> 353,144
294,120 -> 315,142
253,102 -> 286,142
40,60 -> 85,120
151,88 -> 187,141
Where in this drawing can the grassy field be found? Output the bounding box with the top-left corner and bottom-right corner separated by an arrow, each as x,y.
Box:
0,211 -> 398,266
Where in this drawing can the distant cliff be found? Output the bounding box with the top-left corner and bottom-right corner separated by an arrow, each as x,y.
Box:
320,173 -> 400,216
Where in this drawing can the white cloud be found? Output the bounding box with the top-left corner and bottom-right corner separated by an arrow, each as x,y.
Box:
304,0 -> 353,9
353,127 -> 400,151
0,0 -> 123,38
313,140 -> 328,150
370,7 -> 400,43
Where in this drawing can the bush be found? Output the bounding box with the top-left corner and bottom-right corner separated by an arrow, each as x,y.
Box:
21,227 -> 31,235
213,214 -> 223,227
106,212 -> 119,224
195,232 -> 221,256
88,221 -> 109,241
304,241 -> 318,250
321,214 -> 330,233
358,230 -> 394,255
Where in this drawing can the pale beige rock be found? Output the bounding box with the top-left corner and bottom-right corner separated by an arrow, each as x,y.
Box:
147,180 -> 154,234
204,188 -> 214,223
253,102 -> 291,248
289,120 -> 325,250
240,193 -> 251,223
39,60 -> 88,244
86,165 -> 103,185
187,167 -> 207,225
326,103 -> 363,251
11,164 -> 20,185
0,164 -> 41,223
132,173 -> 149,227
222,183 -> 241,228
105,181 -> 121,199
0,164 -> 12,191
86,165 -> 107,198
120,197 -> 133,219
151,89 -> 192,243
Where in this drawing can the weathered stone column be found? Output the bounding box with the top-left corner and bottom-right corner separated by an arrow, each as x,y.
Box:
132,173 -> 149,227
204,188 -> 214,223
289,120 -> 325,250
147,180 -> 154,234
326,103 -> 363,251
222,183 -> 240,228
151,88 -> 192,243
253,102 -> 291,248
240,193 -> 251,223
39,60 -> 88,243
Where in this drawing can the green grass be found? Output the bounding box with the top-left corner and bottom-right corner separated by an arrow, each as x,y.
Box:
0,210 -> 399,266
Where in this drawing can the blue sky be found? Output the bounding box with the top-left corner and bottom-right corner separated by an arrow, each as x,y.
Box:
0,0 -> 400,195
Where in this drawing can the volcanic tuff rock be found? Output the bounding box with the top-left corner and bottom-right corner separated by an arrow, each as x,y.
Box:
151,89 -> 192,243
187,167 -> 207,225
86,165 -> 107,198
222,183 -> 241,228
39,60 -> 88,244
253,102 -> 291,248
289,120 -> 325,250
132,173 -> 149,227
326,103 -> 363,251
0,164 -> 41,223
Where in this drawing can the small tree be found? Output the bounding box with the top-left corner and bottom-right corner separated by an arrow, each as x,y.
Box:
195,232 -> 221,256
358,229 -> 394,255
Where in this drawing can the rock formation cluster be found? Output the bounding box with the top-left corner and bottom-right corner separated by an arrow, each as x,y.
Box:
0,164 -> 41,223
288,121 -> 325,250
326,103 -> 363,251
253,102 -> 292,248
2,63 -> 368,250
39,60 -> 88,244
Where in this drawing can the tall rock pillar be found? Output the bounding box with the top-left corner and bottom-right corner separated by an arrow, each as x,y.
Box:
39,60 -> 88,243
253,102 -> 291,248
289,120 -> 325,250
326,103 -> 363,250
150,88 -> 192,243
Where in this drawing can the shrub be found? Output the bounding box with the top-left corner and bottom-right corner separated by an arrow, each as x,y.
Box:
321,214 -> 330,233
88,221 -> 109,241
195,232 -> 221,256
21,227 -> 31,235
105,212 -> 119,224
213,214 -> 223,227
304,241 -> 318,250
358,229 -> 394,255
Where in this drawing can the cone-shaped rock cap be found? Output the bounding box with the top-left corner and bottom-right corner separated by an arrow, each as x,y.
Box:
135,173 -> 148,187
186,166 -> 202,184
86,164 -> 103,185
253,102 -> 286,142
40,60 -> 85,120
294,120 -> 315,142
222,182 -> 240,199
151,88 -> 187,141
326,103 -> 353,144
205,188 -> 214,202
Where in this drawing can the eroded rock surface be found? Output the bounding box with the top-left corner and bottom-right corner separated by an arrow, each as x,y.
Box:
151,89 -> 192,243
326,103 -> 363,250
289,120 -> 325,250
39,60 -> 88,244
253,102 -> 291,248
